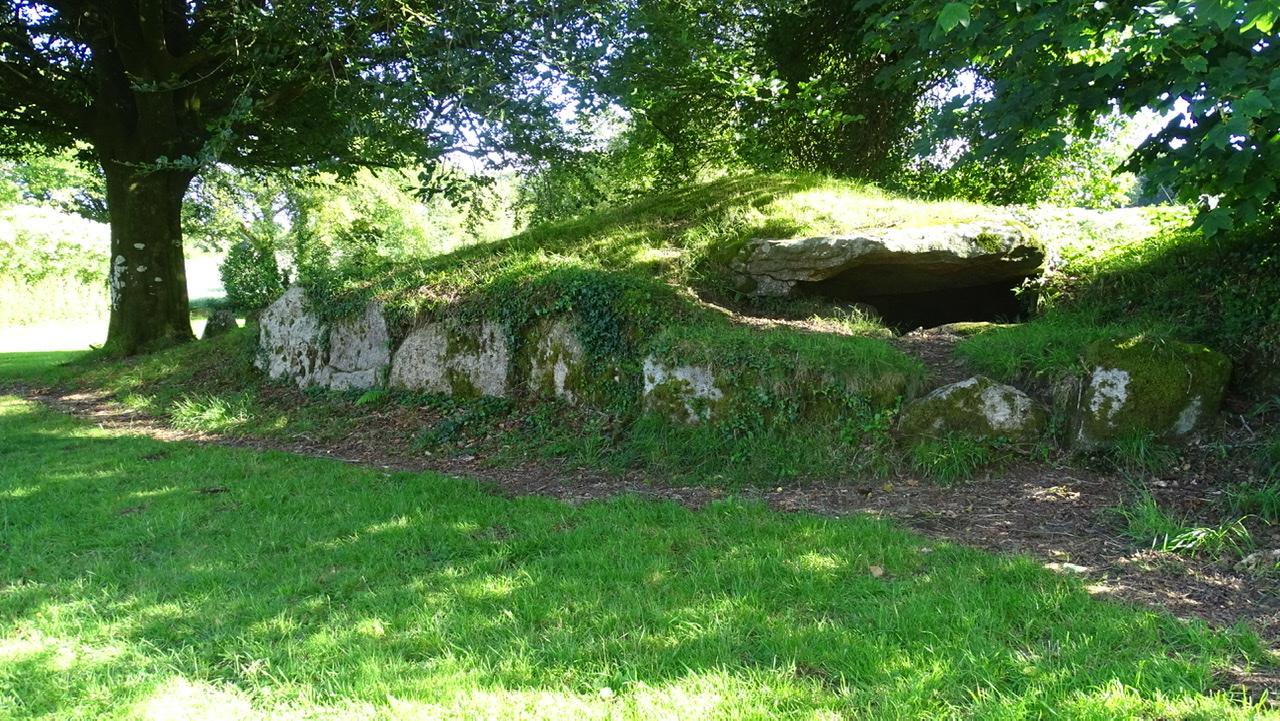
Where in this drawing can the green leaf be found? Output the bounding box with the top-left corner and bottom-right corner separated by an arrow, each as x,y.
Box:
937,2 -> 972,33
1243,9 -> 1276,34
1236,89 -> 1274,120
1181,56 -> 1208,75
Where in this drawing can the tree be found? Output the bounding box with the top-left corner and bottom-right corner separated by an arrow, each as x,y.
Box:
851,0 -> 1279,231
1,1 -> 590,353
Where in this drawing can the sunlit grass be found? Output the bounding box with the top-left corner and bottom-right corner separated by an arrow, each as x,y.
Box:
0,395 -> 1274,719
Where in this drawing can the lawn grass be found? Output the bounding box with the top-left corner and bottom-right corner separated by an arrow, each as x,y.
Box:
0,394 -> 1275,719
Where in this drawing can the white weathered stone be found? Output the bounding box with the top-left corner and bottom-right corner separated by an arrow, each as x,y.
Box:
326,299 -> 392,390
527,319 -> 587,403
257,287 -> 329,388
642,356 -> 724,423
256,287 -> 391,390
1173,396 -> 1204,435
1086,367 -> 1131,423
899,375 -> 1046,442
389,320 -> 509,397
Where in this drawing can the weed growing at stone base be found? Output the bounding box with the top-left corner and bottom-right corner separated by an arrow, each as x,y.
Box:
1103,431 -> 1181,478
1114,491 -> 1255,560
1227,480 -> 1280,525
906,433 -> 1002,486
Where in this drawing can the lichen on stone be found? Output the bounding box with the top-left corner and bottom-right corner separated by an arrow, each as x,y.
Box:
899,375 -> 1046,443
1071,336 -> 1231,447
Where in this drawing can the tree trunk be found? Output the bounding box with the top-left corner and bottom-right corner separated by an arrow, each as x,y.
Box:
102,161 -> 196,355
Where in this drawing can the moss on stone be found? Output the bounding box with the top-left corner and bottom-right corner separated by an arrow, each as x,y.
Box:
445,366 -> 482,399
899,376 -> 1047,443
1073,336 -> 1231,447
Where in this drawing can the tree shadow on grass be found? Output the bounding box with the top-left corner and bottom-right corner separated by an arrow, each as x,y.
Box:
0,399 -> 1271,718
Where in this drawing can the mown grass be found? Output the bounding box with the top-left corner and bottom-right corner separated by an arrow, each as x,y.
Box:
0,395 -> 1276,719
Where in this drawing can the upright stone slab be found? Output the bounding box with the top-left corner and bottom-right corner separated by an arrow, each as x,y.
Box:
256,287 -> 391,390
325,300 -> 392,390
1071,338 -> 1231,447
256,287 -> 329,388
525,318 -> 589,404
390,320 -> 510,398
642,356 -> 725,423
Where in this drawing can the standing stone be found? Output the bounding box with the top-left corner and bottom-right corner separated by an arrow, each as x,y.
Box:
255,287 -> 391,390
324,300 -> 392,390
389,320 -> 510,397
1070,338 -> 1231,447
202,309 -> 238,340
525,318 -> 589,404
642,356 -> 725,423
256,287 -> 329,387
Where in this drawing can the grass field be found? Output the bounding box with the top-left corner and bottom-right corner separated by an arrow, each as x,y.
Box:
0,368 -> 1276,719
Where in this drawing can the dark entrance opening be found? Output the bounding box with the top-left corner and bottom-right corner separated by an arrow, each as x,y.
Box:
800,270 -> 1037,332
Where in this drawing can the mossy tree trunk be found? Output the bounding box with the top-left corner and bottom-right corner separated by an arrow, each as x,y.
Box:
102,161 -> 196,355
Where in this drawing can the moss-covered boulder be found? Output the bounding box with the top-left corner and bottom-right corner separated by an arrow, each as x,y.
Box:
202,309 -> 238,340
1070,337 -> 1231,448
389,320 -> 509,398
899,376 -> 1047,443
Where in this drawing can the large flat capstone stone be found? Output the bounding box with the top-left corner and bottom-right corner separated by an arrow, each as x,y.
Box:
733,223 -> 1044,297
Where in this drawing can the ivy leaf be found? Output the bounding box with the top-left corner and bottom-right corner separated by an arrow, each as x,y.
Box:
937,2 -> 972,33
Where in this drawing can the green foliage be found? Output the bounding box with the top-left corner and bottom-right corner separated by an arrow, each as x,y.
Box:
218,241 -> 286,314
858,0 -> 1280,231
907,433 -> 998,486
0,204 -> 108,326
0,148 -> 106,221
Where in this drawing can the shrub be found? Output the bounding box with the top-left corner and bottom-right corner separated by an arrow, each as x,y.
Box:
219,241 -> 285,314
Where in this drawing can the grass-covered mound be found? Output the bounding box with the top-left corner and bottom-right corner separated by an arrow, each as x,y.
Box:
270,173 -> 1030,481
298,173 -> 1003,333
957,219 -> 1280,395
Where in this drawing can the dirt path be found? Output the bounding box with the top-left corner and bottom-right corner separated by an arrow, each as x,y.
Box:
9,382 -> 1277,665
